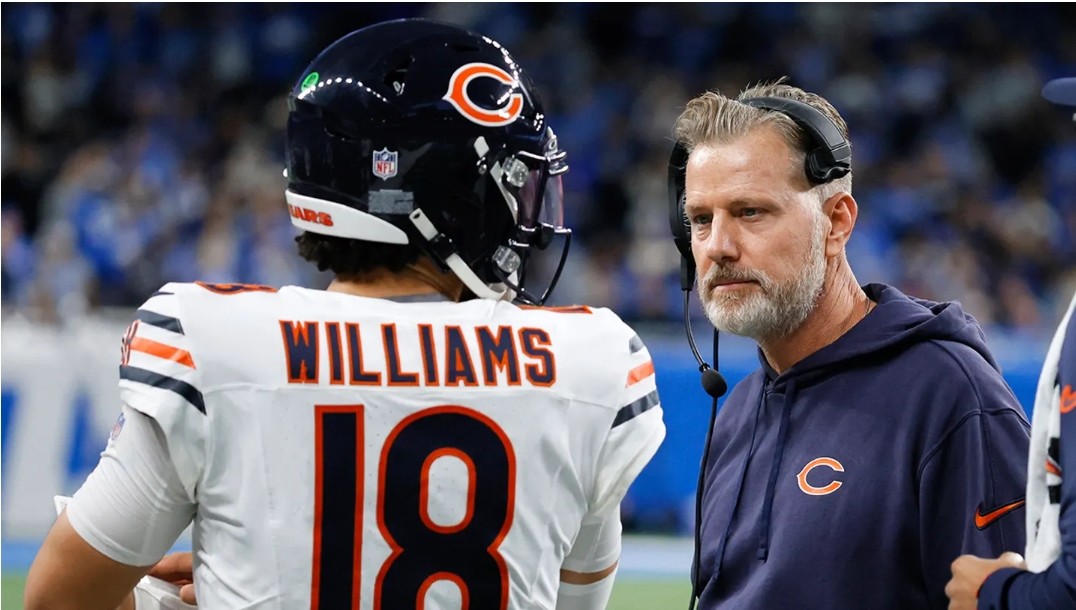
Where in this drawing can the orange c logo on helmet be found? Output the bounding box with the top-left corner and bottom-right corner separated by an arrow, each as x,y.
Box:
796,457 -> 845,496
443,62 -> 524,127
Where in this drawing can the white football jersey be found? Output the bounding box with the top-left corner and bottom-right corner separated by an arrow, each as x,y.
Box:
101,282 -> 664,609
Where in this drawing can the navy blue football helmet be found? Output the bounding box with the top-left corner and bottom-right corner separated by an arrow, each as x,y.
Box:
285,18 -> 570,304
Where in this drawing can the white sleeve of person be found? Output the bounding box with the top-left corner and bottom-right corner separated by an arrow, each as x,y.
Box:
65,404 -> 196,567
557,507 -> 621,610
117,286 -> 208,498
556,567 -> 618,610
55,496 -> 196,610
561,505 -> 623,574
589,332 -> 666,518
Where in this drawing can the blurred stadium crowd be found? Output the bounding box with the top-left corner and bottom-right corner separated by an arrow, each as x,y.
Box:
2,3 -> 1074,339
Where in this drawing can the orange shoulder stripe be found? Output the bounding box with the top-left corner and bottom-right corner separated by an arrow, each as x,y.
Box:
626,360 -> 655,387
130,337 -> 196,369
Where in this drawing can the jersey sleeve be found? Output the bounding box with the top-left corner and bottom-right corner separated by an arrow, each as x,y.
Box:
980,292 -> 1076,609
117,285 -> 207,497
587,327 -> 666,520
561,506 -> 622,574
66,405 -> 196,566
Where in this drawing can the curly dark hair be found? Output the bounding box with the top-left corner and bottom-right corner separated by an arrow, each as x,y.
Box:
296,231 -> 423,279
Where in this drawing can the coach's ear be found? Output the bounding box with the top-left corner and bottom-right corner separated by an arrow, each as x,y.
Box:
822,192 -> 857,258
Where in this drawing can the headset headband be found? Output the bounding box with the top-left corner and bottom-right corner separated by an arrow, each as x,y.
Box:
741,96 -> 851,184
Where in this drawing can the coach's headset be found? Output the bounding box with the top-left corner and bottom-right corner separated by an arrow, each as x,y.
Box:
669,95 -> 851,610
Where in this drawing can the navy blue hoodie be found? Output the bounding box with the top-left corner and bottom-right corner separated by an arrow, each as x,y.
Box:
696,283 -> 1030,610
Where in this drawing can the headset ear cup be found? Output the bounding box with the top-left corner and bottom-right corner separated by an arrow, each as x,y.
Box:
805,151 -> 825,184
667,142 -> 693,261
742,96 -> 851,185
805,149 -> 850,184
668,142 -> 698,292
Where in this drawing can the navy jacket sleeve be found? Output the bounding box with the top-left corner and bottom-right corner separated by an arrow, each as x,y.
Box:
917,356 -> 1030,610
980,309 -> 1076,609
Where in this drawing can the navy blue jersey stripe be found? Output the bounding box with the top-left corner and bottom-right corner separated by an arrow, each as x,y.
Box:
612,389 -> 660,428
136,309 -> 184,334
119,365 -> 205,414
628,334 -> 645,354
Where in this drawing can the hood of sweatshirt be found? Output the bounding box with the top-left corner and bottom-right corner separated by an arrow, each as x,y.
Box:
746,282 -> 999,562
758,283 -> 1000,386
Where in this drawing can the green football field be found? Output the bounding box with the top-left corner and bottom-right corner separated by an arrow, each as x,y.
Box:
1,573 -> 689,609
612,577 -> 692,608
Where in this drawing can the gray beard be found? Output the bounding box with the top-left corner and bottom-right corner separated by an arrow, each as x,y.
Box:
697,220 -> 827,343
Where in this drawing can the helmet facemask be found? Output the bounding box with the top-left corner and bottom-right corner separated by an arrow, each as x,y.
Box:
475,129 -> 571,305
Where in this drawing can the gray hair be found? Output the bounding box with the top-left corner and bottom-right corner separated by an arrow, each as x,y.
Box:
673,80 -> 853,201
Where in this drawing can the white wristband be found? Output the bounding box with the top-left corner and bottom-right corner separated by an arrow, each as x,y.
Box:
556,567 -> 618,610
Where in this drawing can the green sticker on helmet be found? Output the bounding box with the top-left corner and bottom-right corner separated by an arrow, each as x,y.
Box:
301,72 -> 319,91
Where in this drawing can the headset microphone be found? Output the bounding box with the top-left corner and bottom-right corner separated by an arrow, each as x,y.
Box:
675,247 -> 727,610
683,291 -> 728,399
680,284 -> 723,610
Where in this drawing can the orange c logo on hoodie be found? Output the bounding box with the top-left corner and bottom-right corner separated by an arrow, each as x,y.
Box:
443,63 -> 524,127
797,457 -> 845,496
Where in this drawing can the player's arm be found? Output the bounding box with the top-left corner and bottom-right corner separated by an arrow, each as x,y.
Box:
26,405 -> 197,610
44,496 -> 197,610
557,507 -> 622,610
561,563 -> 618,585
25,511 -> 149,610
26,539 -> 197,610
555,324 -> 666,608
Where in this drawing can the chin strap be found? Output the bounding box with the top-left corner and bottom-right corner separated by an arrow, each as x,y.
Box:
408,208 -> 510,301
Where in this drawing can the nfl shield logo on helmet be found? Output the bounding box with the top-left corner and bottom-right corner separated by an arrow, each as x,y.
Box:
373,148 -> 398,180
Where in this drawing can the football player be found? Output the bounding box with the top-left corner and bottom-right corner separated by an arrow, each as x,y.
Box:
25,18 -> 665,610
